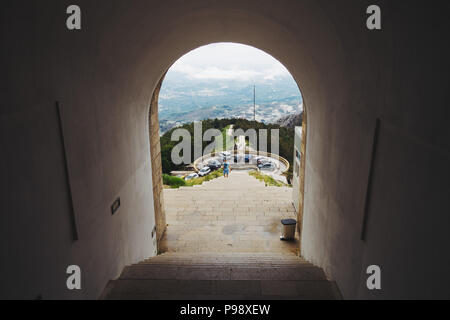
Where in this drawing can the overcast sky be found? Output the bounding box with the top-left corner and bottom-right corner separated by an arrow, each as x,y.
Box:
169,43 -> 292,82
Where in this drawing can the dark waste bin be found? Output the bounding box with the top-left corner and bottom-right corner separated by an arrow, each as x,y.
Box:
280,219 -> 296,240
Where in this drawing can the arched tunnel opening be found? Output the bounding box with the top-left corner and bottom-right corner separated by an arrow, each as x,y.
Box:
1,1 -> 449,301
148,43 -> 306,257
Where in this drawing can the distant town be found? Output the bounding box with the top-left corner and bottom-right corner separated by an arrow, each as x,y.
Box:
158,70 -> 303,134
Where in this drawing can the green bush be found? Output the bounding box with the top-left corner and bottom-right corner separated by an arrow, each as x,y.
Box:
249,170 -> 288,187
163,174 -> 186,188
163,170 -> 224,189
185,169 -> 223,186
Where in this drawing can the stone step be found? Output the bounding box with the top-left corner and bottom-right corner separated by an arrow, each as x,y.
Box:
138,256 -> 311,266
164,205 -> 294,209
164,195 -> 293,200
192,185 -> 289,189
100,252 -> 340,299
166,193 -> 292,195
164,202 -> 293,206
155,254 -> 300,258
134,263 -> 315,269
101,258 -> 340,300
164,199 -> 292,202
136,260 -> 313,266
102,279 -> 341,300
149,254 -> 301,259
164,191 -> 293,195
120,265 -> 326,281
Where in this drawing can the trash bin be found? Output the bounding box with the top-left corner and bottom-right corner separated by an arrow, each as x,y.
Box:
280,219 -> 296,240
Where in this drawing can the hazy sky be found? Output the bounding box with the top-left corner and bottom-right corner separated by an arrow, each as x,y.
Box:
169,43 -> 292,82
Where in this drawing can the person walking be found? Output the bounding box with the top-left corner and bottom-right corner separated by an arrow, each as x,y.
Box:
223,160 -> 230,178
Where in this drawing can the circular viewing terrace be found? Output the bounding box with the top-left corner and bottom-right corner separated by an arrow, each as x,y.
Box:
193,150 -> 290,174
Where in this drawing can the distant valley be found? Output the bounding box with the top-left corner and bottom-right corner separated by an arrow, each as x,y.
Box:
158,70 -> 302,134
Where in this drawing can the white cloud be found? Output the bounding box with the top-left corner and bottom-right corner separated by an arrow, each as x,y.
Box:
173,65 -> 261,81
169,42 -> 291,82
278,104 -> 295,113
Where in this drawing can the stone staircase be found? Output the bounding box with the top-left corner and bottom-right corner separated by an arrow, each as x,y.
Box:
101,252 -> 341,300
100,172 -> 341,299
160,172 -> 298,254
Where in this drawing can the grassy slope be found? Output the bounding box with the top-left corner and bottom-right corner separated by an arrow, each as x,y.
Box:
248,170 -> 290,187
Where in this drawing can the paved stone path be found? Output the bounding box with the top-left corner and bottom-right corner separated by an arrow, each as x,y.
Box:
160,171 -> 299,255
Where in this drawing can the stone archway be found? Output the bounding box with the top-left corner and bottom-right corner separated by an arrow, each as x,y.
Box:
148,47 -> 308,254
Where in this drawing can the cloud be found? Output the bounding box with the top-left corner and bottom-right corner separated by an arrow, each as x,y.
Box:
169,43 -> 291,82
173,65 -> 261,81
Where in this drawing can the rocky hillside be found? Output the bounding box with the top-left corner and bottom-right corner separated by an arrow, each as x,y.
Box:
274,112 -> 303,128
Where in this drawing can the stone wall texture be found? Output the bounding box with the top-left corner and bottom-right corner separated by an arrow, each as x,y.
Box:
297,109 -> 307,247
149,79 -> 167,247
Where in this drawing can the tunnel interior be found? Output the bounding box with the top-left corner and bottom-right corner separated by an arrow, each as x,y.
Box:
1,0 -> 449,299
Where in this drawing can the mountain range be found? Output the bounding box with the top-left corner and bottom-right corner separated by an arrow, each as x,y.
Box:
158,70 -> 302,133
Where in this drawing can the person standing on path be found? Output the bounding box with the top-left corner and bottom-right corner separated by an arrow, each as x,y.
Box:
223,160 -> 230,178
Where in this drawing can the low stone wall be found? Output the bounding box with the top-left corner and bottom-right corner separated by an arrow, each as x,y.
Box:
193,150 -> 290,173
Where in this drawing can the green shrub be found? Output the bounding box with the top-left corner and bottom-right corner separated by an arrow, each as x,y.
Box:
163,170 -> 224,189
163,174 -> 186,188
249,170 -> 287,187
185,169 -> 224,186
185,177 -> 204,186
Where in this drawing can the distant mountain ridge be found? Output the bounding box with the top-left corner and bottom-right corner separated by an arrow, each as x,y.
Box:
158,70 -> 302,133
274,112 -> 303,129
159,109 -> 303,135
